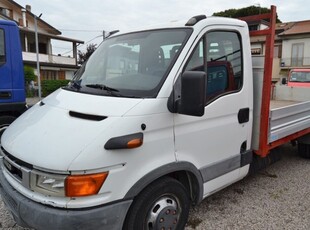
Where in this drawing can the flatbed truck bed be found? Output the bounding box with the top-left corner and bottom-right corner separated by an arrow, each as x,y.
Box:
270,100 -> 301,109
269,100 -> 310,143
244,7 -> 310,157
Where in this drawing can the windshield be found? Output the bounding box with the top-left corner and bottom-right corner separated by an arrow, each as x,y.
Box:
290,71 -> 310,82
67,29 -> 192,98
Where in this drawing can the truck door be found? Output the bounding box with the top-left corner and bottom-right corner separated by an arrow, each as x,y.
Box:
0,24 -> 13,103
174,29 -> 252,196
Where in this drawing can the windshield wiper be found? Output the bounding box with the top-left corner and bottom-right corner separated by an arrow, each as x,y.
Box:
86,84 -> 119,92
65,80 -> 82,91
85,84 -> 121,96
72,81 -> 82,89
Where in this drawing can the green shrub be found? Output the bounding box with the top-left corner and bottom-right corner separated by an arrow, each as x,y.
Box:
42,80 -> 70,97
24,65 -> 36,83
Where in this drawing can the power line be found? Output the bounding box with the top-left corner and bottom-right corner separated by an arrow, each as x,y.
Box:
83,35 -> 103,45
53,45 -> 72,50
58,29 -> 102,32
61,34 -> 103,55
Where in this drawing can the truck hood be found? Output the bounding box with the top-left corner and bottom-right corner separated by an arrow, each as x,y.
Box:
1,89 -> 143,171
40,89 -> 143,117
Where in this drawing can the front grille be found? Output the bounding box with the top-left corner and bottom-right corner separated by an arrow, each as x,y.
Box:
1,146 -> 33,169
3,158 -> 23,182
0,146 -> 32,189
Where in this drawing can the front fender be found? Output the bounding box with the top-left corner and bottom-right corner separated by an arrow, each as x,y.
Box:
124,161 -> 203,204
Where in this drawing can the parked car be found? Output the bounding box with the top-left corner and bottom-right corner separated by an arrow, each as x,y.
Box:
287,68 -> 310,87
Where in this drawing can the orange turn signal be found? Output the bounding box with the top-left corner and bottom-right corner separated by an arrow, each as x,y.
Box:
65,172 -> 108,197
127,138 -> 143,149
104,132 -> 144,150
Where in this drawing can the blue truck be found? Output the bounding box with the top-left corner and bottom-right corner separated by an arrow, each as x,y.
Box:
0,20 -> 26,137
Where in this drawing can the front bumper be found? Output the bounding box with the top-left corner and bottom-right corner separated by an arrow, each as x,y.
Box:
0,162 -> 132,230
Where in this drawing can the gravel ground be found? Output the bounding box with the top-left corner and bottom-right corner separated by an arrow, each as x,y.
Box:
185,144 -> 310,230
0,144 -> 309,229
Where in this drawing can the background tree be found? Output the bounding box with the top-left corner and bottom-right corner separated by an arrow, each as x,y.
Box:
78,43 -> 97,65
24,65 -> 36,97
213,5 -> 282,23
24,65 -> 36,84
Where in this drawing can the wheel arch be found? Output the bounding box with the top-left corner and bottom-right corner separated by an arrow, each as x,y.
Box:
0,111 -> 20,119
0,102 -> 28,119
124,161 -> 204,205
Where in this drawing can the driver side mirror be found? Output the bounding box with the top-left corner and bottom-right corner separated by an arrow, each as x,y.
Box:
170,71 -> 206,117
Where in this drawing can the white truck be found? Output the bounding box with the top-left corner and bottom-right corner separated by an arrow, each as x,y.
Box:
0,6 -> 309,230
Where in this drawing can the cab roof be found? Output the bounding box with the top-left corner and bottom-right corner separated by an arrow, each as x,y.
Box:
111,16 -> 247,37
0,19 -> 18,27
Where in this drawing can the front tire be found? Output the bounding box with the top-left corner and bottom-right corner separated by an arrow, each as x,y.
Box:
123,177 -> 190,230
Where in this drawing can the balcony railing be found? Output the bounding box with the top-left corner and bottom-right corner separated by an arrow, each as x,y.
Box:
22,52 -> 76,66
280,57 -> 310,68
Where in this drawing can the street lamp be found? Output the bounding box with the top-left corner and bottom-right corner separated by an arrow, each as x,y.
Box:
34,13 -> 42,99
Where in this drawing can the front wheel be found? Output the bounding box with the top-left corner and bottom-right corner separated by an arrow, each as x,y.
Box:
123,177 -> 190,230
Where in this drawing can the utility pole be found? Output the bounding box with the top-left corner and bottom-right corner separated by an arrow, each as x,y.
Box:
256,3 -> 261,14
34,13 -> 42,99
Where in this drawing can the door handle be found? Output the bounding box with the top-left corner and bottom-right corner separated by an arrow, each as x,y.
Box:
238,108 -> 249,124
0,91 -> 12,99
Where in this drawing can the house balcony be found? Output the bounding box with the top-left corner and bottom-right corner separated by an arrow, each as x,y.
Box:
19,27 -> 84,69
22,52 -> 77,67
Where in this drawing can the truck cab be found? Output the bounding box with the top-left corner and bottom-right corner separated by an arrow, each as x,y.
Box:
0,16 -> 253,229
287,69 -> 310,87
0,20 -> 26,136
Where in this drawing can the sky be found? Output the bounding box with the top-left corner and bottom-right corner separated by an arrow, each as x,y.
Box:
15,0 -> 310,55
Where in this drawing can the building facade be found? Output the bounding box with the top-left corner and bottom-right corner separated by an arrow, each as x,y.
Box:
0,0 -> 84,80
249,20 -> 310,81
278,20 -> 310,69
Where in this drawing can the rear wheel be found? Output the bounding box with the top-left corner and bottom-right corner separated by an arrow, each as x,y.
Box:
123,177 -> 190,230
298,143 -> 310,159
0,116 -> 16,139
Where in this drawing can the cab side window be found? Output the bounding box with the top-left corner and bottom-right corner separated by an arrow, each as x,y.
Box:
185,31 -> 243,103
185,40 -> 204,71
0,29 -> 5,64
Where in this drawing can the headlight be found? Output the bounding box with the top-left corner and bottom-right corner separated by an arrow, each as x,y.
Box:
30,170 -> 66,196
30,170 -> 109,197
